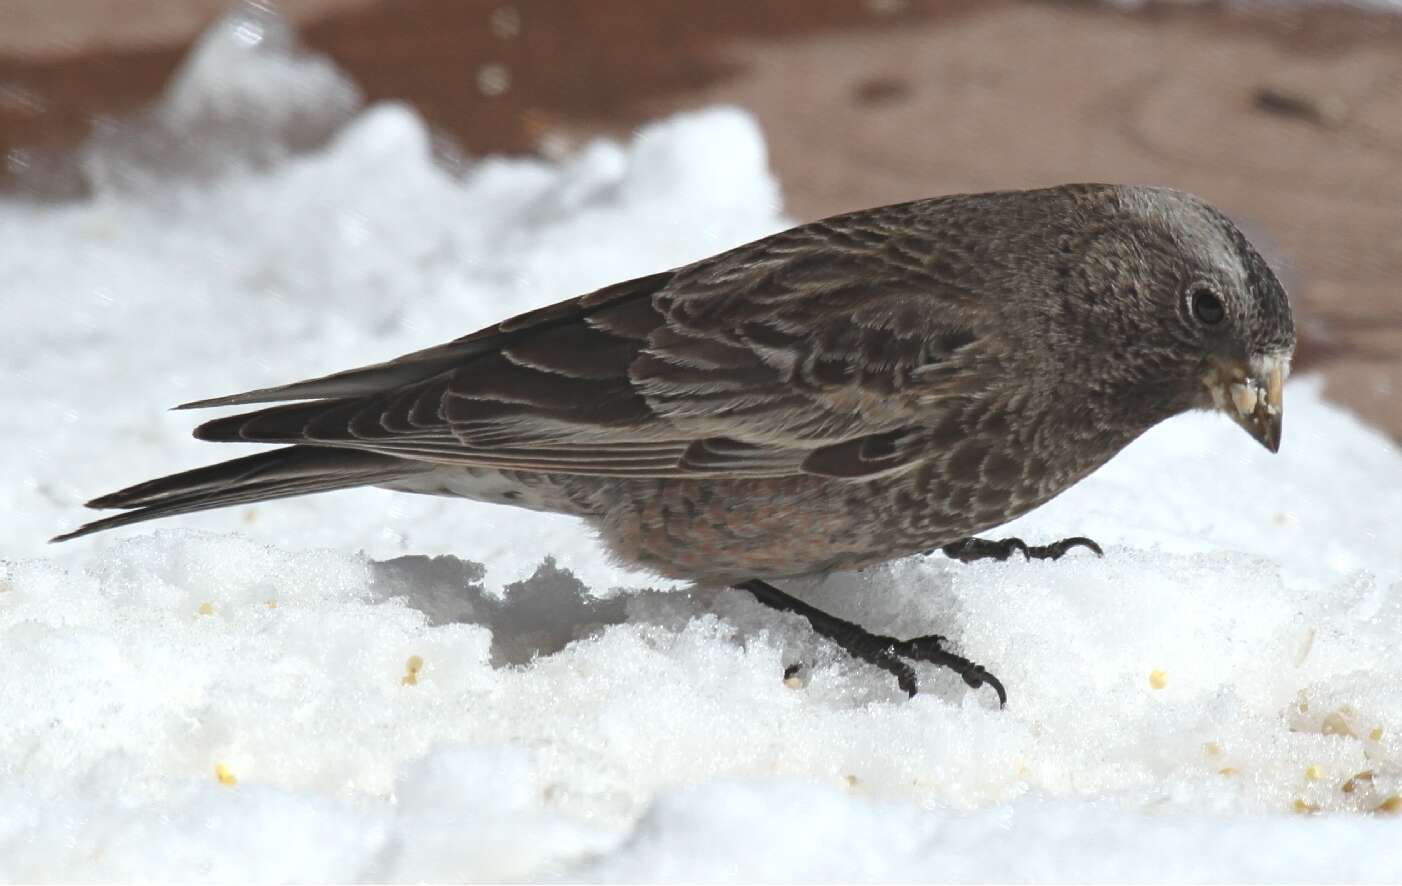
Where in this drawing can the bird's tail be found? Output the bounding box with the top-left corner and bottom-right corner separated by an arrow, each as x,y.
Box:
52,445 -> 429,542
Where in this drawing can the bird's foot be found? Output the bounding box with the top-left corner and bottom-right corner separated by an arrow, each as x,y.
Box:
733,578 -> 1006,706
940,535 -> 1103,563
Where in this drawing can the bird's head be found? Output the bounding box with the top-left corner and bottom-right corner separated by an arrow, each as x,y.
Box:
1034,185 -> 1296,453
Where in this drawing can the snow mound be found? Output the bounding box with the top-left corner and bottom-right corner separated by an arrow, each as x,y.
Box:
3,6 -> 1400,882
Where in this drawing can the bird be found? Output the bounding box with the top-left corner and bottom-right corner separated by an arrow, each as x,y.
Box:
55,183 -> 1295,705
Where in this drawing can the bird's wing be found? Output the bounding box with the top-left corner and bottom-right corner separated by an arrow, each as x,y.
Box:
190,207 -> 994,480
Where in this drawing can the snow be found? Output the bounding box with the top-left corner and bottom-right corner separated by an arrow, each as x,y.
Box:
3,5 -> 1401,882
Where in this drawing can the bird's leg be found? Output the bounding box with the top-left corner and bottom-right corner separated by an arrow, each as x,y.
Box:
940,536 -> 1103,563
732,578 -> 1006,706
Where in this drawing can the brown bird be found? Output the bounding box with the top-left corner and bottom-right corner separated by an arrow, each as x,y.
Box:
56,184 -> 1295,704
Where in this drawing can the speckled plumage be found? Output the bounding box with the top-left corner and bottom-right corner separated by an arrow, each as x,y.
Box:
59,184 -> 1296,591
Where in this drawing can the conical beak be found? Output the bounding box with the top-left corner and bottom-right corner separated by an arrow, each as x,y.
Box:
1209,355 -> 1286,453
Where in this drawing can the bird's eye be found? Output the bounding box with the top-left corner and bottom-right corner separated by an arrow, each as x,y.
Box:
1191,288 -> 1225,325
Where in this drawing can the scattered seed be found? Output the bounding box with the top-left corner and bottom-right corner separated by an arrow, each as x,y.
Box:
1342,771 -> 1374,794
1321,712 -> 1355,737
402,655 -> 424,686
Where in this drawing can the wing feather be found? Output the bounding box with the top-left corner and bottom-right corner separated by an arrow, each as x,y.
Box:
185,200 -> 997,481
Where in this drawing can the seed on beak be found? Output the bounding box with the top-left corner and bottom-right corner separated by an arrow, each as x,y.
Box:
1230,382 -> 1259,417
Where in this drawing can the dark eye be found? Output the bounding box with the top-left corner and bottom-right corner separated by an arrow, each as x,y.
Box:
1191,288 -> 1225,325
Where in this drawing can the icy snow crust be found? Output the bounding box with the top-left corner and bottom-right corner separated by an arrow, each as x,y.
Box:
4,9 -> 1402,882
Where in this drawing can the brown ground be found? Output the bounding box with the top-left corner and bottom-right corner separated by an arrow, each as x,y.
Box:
3,0 -> 1399,438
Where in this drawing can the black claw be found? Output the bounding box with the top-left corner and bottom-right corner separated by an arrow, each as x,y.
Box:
1028,536 -> 1103,560
892,634 -> 1007,707
958,661 -> 1007,706
877,654 -> 919,697
942,535 -> 1103,564
732,578 -> 1004,705
845,631 -> 921,697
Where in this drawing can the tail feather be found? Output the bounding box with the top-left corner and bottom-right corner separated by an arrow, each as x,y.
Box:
53,446 -> 428,542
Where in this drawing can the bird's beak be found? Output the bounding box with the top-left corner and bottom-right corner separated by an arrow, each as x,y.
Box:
1204,354 -> 1287,453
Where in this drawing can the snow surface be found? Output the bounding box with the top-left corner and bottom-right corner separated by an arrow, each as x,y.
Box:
4,6 -> 1402,882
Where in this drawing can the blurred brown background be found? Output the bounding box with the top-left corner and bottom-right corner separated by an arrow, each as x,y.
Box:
3,0 -> 1399,438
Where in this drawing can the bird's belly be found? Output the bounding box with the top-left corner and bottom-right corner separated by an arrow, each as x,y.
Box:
582,472 -> 1057,584
385,448 -> 1105,585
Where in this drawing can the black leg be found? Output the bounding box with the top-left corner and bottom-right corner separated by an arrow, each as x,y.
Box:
733,578 -> 1006,706
940,535 -> 1103,564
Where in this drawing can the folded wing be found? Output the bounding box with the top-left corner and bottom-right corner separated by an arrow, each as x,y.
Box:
186,211 -> 989,482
